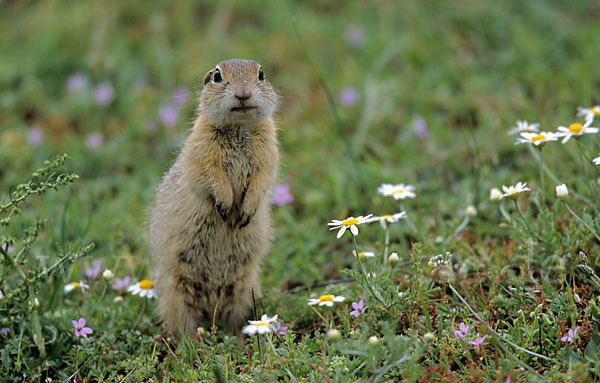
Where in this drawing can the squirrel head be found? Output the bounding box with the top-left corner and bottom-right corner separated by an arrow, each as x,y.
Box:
199,59 -> 278,126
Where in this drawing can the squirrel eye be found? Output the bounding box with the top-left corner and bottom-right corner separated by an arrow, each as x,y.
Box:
258,68 -> 264,81
213,68 -> 222,83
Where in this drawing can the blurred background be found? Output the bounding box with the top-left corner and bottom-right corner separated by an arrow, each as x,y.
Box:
1,0 -> 599,291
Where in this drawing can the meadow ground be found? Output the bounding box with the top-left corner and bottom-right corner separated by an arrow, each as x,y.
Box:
1,0 -> 600,381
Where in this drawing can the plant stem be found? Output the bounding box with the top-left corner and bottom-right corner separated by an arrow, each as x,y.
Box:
512,199 -> 541,242
383,227 -> 390,264
133,298 -> 147,328
564,202 -> 600,242
352,236 -> 387,308
528,144 -> 591,204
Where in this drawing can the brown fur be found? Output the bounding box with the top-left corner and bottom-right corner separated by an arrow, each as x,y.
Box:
149,59 -> 279,338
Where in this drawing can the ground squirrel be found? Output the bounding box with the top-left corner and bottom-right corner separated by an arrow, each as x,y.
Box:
150,59 -> 279,338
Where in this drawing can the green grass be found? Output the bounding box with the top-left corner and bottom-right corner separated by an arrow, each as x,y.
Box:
1,0 -> 600,381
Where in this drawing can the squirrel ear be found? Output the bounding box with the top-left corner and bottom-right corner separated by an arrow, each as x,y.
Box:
203,70 -> 213,85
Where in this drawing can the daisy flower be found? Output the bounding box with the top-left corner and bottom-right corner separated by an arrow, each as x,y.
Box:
308,294 -> 345,307
369,212 -> 407,229
507,120 -> 540,135
242,314 -> 278,335
594,154 -> 600,166
64,281 -> 90,293
489,187 -> 502,201
499,182 -> 531,200
328,215 -> 372,239
127,280 -> 156,298
577,105 -> 600,122
515,131 -> 558,147
352,250 -> 375,258
556,120 -> 598,143
378,183 -> 416,200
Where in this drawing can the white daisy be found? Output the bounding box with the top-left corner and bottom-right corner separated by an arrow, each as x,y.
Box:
577,105 -> 600,123
242,314 -> 278,335
515,131 -> 558,147
556,120 -> 598,143
127,280 -> 156,299
328,215 -> 373,239
556,184 -> 568,199
594,154 -> 600,166
64,281 -> 90,293
489,188 -> 502,202
507,120 -> 540,135
352,250 -> 375,258
308,294 -> 345,307
499,182 -> 531,200
378,183 -> 416,200
369,212 -> 407,229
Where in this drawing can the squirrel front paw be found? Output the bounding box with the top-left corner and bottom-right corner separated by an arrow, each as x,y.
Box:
237,209 -> 256,229
215,201 -> 232,221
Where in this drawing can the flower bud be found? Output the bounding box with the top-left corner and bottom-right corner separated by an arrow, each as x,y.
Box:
368,336 -> 379,344
465,205 -> 477,217
327,329 -> 341,340
102,269 -> 114,280
113,296 -> 123,303
197,327 -> 206,335
389,252 -> 399,264
424,332 -> 435,343
556,184 -> 568,199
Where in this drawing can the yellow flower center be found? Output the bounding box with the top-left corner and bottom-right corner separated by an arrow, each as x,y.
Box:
319,294 -> 334,302
530,134 -> 546,142
393,188 -> 405,194
342,218 -> 358,226
569,123 -> 583,133
139,280 -> 154,290
357,252 -> 364,257
380,215 -> 393,220
254,322 -> 268,327
591,108 -> 599,115
70,282 -> 80,288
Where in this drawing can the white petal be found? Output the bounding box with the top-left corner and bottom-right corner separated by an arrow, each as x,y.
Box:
337,226 -> 346,239
350,225 -> 359,236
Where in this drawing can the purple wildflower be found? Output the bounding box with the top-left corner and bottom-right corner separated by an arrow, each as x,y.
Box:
27,127 -> 43,148
0,328 -> 8,336
344,25 -> 366,47
338,87 -> 360,107
454,322 -> 469,339
412,117 -> 429,140
468,335 -> 487,347
93,82 -> 115,105
561,327 -> 578,343
2,242 -> 15,255
66,73 -> 89,92
349,300 -> 366,317
72,318 -> 93,338
172,87 -> 190,107
272,184 -> 294,206
275,321 -> 288,335
85,133 -> 103,149
158,104 -> 179,128
85,260 -> 101,279
112,276 -> 131,290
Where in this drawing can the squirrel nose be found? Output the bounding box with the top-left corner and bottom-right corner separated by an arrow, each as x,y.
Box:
235,87 -> 252,101
235,93 -> 251,101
